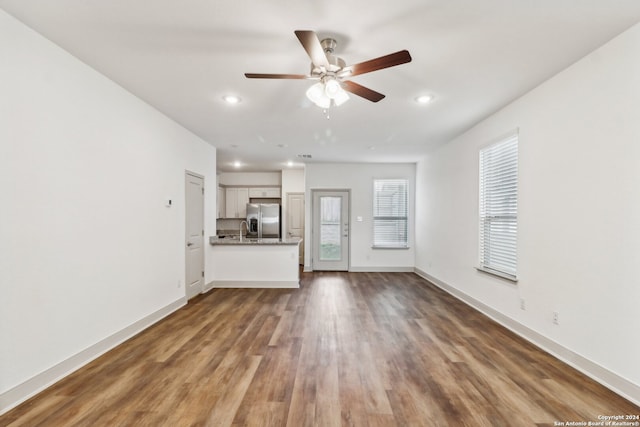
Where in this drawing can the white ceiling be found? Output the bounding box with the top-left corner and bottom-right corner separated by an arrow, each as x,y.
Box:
2,1 -> 640,172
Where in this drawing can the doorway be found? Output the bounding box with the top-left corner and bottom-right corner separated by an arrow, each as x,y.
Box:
312,190 -> 350,271
185,172 -> 204,299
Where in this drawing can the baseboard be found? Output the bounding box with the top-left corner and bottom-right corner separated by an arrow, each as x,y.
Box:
202,280 -> 215,293
349,266 -> 415,273
0,297 -> 187,416
302,266 -> 415,273
211,280 -> 299,288
413,267 -> 640,407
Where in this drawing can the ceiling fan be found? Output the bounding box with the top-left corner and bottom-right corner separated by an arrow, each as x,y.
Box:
245,30 -> 412,108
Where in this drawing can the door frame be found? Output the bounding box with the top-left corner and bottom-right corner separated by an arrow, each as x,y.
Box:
185,170 -> 205,299
311,189 -> 350,271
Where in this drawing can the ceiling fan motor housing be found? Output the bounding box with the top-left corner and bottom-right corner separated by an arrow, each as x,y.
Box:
310,38 -> 345,76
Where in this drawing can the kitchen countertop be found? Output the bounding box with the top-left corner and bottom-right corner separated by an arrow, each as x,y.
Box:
209,236 -> 302,246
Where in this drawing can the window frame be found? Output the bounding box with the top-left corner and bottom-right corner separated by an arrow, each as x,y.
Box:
372,178 -> 409,249
477,132 -> 519,282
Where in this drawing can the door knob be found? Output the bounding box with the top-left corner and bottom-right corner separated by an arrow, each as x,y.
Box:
187,242 -> 193,247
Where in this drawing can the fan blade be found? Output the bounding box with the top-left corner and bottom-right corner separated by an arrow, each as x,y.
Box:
340,50 -> 412,77
244,73 -> 308,79
294,30 -> 330,69
341,80 -> 386,103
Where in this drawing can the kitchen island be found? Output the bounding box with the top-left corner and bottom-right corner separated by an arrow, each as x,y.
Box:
208,236 -> 302,289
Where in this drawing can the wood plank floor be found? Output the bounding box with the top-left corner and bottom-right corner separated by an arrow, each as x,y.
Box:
2,272 -> 638,426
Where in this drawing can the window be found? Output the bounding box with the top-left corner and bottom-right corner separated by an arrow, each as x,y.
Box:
373,179 -> 408,248
479,133 -> 518,280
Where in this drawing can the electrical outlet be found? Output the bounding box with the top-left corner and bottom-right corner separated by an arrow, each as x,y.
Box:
520,298 -> 526,311
552,311 -> 559,325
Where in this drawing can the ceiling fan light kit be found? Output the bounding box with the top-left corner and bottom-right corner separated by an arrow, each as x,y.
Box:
306,82 -> 330,108
305,76 -> 350,108
245,30 -> 412,109
330,85 -> 350,106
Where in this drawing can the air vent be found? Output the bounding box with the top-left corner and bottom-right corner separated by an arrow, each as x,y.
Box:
297,154 -> 313,159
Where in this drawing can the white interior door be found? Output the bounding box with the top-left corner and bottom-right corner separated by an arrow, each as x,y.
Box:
185,172 -> 204,299
286,192 -> 305,265
312,190 -> 349,271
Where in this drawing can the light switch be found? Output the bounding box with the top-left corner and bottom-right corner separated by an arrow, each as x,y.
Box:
356,216 -> 363,222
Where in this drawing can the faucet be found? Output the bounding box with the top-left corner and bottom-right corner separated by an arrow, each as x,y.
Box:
239,220 -> 248,242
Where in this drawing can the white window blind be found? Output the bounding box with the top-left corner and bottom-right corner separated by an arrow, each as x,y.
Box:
479,133 -> 518,279
373,179 -> 408,248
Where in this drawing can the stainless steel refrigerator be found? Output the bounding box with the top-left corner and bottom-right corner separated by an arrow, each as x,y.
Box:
246,203 -> 280,238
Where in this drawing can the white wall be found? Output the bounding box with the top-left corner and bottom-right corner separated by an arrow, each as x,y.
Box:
0,10 -> 217,412
281,168 -> 305,194
218,171 -> 281,186
305,163 -> 415,271
415,23 -> 640,403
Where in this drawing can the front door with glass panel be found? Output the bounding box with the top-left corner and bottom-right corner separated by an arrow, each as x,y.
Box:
312,190 -> 349,271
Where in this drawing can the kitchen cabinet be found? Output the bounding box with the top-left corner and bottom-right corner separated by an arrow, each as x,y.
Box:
225,187 -> 249,218
249,187 -> 281,198
217,186 -> 225,219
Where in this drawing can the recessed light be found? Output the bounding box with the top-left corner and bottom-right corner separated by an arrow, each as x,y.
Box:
223,95 -> 241,104
233,161 -> 241,168
287,161 -> 294,167
415,94 -> 434,104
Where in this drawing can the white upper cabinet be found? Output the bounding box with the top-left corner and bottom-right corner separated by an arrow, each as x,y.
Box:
248,187 -> 281,198
225,187 -> 249,218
